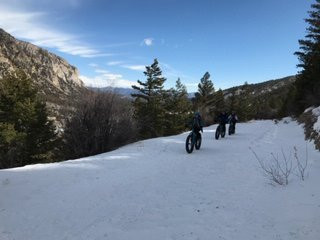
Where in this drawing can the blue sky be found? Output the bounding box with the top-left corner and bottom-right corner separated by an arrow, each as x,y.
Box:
0,0 -> 312,92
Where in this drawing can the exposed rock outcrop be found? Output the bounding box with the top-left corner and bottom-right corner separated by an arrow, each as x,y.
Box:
0,28 -> 87,128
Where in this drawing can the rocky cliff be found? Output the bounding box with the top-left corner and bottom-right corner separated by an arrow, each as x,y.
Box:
0,28 -> 87,128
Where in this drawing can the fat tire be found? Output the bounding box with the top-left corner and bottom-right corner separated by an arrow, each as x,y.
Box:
186,134 -> 194,153
228,123 -> 233,135
195,133 -> 202,150
221,125 -> 226,138
215,126 -> 220,140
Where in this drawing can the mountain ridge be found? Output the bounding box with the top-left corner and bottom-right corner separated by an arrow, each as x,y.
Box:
0,28 -> 87,127
90,75 -> 296,99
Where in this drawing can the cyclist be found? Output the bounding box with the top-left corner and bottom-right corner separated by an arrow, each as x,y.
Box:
192,112 -> 204,136
228,111 -> 238,134
218,111 -> 228,133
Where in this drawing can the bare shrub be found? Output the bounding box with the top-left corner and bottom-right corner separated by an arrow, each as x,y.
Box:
62,90 -> 137,160
294,146 -> 308,181
251,146 -> 311,185
250,148 -> 293,186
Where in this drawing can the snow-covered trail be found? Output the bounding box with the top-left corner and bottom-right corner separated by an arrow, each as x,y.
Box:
1,120 -> 320,240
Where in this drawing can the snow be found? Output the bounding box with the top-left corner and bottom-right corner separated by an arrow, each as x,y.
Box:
312,107 -> 320,132
1,120 -> 320,240
314,117 -> 320,132
304,106 -> 315,113
312,106 -> 320,117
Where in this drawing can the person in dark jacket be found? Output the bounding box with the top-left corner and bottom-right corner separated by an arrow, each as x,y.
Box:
217,111 -> 228,133
228,111 -> 238,134
192,112 -> 204,135
228,112 -> 238,126
218,111 -> 228,124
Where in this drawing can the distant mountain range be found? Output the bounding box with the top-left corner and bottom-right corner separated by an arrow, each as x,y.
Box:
90,76 -> 295,99
88,87 -> 139,96
89,86 -> 196,98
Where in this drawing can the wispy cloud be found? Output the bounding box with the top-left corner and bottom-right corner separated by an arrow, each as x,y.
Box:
107,61 -> 123,66
159,61 -> 198,92
142,38 -> 154,46
160,62 -> 191,80
102,42 -> 136,48
80,73 -> 136,88
0,5 -> 108,58
89,63 -> 99,68
122,65 -> 145,71
0,0 -> 82,9
94,69 -> 109,74
83,63 -> 135,88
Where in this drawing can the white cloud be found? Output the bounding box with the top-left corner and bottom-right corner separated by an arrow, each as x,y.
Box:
0,6 -> 107,58
94,69 -> 109,74
81,53 -> 114,58
160,62 -> 191,80
123,65 -> 145,71
2,0 -> 82,8
143,38 -> 153,46
80,73 -> 136,88
107,61 -> 123,66
89,63 -> 98,68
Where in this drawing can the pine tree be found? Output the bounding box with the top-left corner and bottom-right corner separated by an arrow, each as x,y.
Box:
236,82 -> 253,121
211,89 -> 226,120
228,91 -> 237,113
194,72 -> 215,104
131,59 -> 166,138
0,71 -> 58,168
293,0 -> 320,113
163,78 -> 191,135
194,72 -> 215,124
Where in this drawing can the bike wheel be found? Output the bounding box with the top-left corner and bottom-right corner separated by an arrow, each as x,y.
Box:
229,123 -> 234,135
215,126 -> 220,140
185,134 -> 194,153
221,125 -> 226,138
195,133 -> 202,150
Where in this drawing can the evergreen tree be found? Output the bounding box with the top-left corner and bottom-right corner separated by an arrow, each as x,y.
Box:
194,72 -> 215,105
236,82 -> 253,121
131,59 -> 166,138
0,71 -> 58,168
293,0 -> 320,113
212,89 -> 225,115
194,72 -> 215,124
227,91 -> 237,113
163,78 -> 191,135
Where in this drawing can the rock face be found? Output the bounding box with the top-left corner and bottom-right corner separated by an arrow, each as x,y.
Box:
0,28 -> 84,96
0,28 -> 87,128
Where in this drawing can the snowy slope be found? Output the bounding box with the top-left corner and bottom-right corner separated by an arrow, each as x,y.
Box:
1,120 -> 320,240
